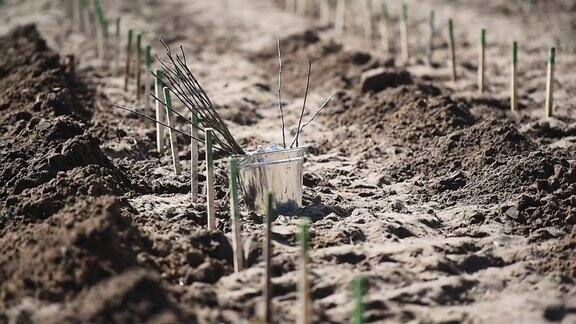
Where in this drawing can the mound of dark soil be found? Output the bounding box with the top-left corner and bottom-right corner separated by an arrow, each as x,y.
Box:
252,30 -> 381,97
506,160 -> 576,236
396,119 -> 535,180
0,25 -> 131,222
8,164 -> 127,218
389,118 -> 567,204
0,24 -> 90,122
319,76 -> 571,230
1,117 -> 129,213
326,84 -> 473,138
0,197 -> 145,308
322,76 -> 567,208
124,223 -> 234,287
60,269 -> 191,323
316,63 -> 573,237
550,225 -> 576,277
318,82 -> 476,157
0,197 -> 195,322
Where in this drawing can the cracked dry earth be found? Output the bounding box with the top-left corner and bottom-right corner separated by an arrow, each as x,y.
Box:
0,0 -> 575,323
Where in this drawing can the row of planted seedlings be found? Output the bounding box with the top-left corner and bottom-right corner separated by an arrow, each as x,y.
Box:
79,0 -> 363,316
111,18 -> 374,321
58,0 -> 555,321
60,0 -> 480,321
281,0 -> 559,118
62,0 -> 378,321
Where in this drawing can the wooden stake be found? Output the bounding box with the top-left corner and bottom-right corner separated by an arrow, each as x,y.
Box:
79,0 -> 86,31
427,10 -> 435,65
66,0 -> 73,25
93,0 -> 105,61
363,0 -> 373,46
115,17 -> 120,74
124,29 -> 133,92
263,192 -> 275,323
400,1 -> 408,65
205,128 -> 216,230
448,19 -> 457,81
297,0 -> 307,15
163,87 -> 182,175
335,0 -> 345,36
380,1 -> 389,55
145,45 -> 153,99
154,69 -> 166,153
228,157 -> 244,272
102,15 -> 109,51
135,32 -> 143,100
298,218 -> 311,324
320,0 -> 330,25
191,112 -> 199,201
545,47 -> 555,117
478,28 -> 486,93
66,55 -> 75,77
511,41 -> 518,111
351,276 -> 365,324
80,0 -> 92,38
73,0 -> 82,32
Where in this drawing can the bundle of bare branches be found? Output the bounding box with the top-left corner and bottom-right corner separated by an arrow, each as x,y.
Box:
153,38 -> 244,155
116,36 -> 335,157
116,38 -> 244,155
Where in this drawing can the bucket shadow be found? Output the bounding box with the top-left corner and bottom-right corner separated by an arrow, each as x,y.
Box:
288,201 -> 350,222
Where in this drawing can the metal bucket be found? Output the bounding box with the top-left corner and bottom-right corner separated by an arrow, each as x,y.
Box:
237,147 -> 304,214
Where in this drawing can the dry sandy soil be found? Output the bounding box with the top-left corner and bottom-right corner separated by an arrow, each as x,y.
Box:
0,0 -> 575,323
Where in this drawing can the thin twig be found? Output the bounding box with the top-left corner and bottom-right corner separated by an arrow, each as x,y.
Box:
277,35 -> 287,149
289,91 -> 336,148
299,91 -> 337,129
293,60 -> 312,148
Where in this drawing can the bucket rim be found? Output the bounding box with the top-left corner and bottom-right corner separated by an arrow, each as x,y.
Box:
244,146 -> 305,156
235,146 -> 306,165
238,156 -> 304,169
